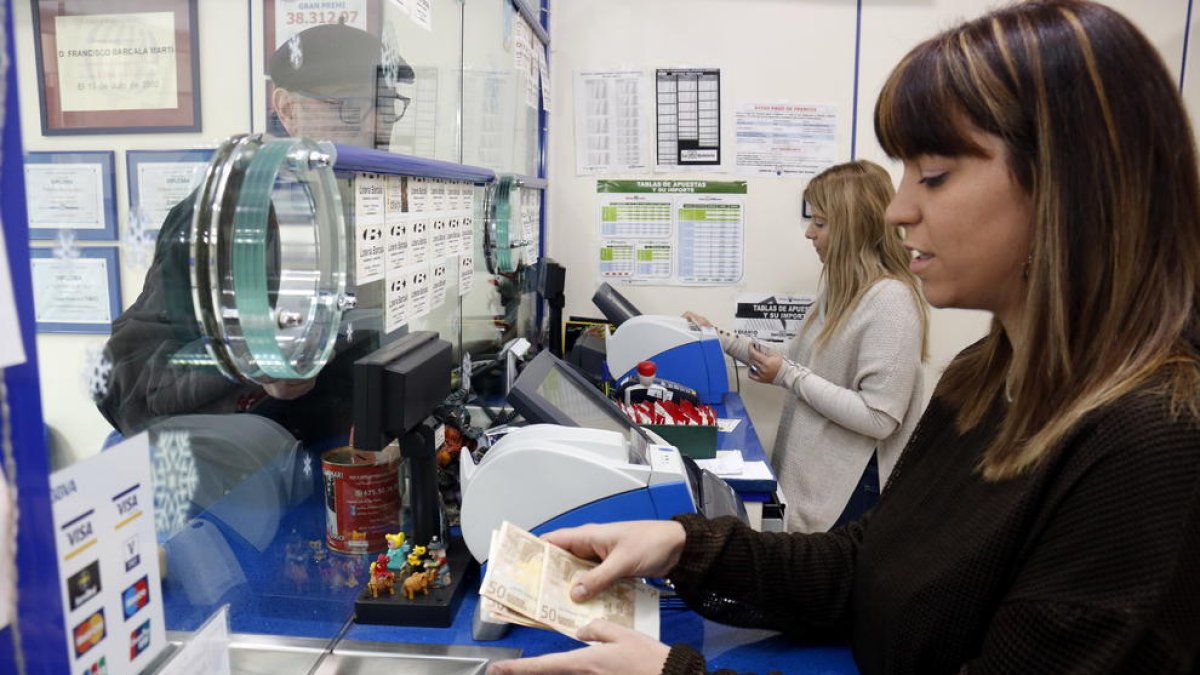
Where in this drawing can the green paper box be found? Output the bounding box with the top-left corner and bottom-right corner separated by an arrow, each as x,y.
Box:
644,423 -> 718,460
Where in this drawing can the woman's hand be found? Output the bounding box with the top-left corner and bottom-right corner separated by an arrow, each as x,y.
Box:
542,520 -> 686,602
486,619 -> 670,675
747,342 -> 783,384
682,311 -> 712,328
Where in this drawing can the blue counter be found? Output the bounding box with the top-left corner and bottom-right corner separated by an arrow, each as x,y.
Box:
159,394 -> 857,674
715,392 -> 777,499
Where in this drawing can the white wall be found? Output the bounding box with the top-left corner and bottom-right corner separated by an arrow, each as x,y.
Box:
547,0 -> 1198,454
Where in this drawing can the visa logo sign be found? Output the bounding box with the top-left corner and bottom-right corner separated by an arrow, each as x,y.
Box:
66,521 -> 94,547
115,494 -> 138,516
122,576 -> 150,619
51,480 -> 77,503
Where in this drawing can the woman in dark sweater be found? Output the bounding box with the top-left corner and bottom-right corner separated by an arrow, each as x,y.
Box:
490,2 -> 1200,673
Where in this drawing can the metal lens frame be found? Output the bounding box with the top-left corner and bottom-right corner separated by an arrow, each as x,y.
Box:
190,134 -> 348,383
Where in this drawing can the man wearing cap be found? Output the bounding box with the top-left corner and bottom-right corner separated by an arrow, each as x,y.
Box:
269,22 -> 414,149
96,23 -> 410,442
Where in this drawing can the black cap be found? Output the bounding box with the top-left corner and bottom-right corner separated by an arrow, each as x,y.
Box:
269,23 -> 414,94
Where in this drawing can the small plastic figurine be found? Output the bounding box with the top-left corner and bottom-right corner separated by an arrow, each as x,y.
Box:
407,544 -> 427,570
284,539 -> 310,592
426,536 -> 451,588
367,554 -> 396,598
402,569 -> 437,600
384,532 -> 410,572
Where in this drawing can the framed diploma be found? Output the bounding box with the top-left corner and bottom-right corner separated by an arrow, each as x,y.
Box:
126,148 -> 212,234
24,151 -> 118,241
29,247 -> 122,333
31,0 -> 201,135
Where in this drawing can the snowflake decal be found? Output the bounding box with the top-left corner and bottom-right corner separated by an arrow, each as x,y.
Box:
380,25 -> 404,91
152,430 -> 199,535
82,346 -> 113,401
54,229 -> 81,261
287,34 -> 304,69
122,206 -> 156,270
303,453 -> 312,479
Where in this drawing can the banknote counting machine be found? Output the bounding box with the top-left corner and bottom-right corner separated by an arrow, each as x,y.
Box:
458,424 -> 746,564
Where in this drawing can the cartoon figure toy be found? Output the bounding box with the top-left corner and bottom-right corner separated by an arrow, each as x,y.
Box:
407,544 -> 427,570
367,554 -> 396,598
402,570 -> 437,600
426,536 -> 451,588
384,532 -> 410,572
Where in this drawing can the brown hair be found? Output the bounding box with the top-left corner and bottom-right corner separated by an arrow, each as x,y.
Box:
803,160 -> 928,359
875,0 -> 1200,479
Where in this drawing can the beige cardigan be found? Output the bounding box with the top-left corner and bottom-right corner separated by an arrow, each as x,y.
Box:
722,278 -> 926,532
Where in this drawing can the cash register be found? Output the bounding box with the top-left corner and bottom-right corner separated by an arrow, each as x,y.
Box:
592,283 -> 730,404
458,350 -> 745,564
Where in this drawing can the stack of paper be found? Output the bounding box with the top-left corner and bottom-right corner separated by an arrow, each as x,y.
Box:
479,521 -> 659,640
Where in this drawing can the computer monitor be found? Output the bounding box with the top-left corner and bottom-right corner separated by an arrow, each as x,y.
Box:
508,350 -> 648,441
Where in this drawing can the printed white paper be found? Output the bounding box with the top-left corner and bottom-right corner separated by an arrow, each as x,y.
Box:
134,161 -> 207,231
574,71 -> 648,175
458,254 -> 475,296
407,263 -> 431,319
354,173 -> 386,284
51,434 -> 166,674
733,293 -> 815,344
655,69 -> 721,172
272,0 -> 372,48
31,257 -> 113,324
597,180 -> 746,285
430,258 -> 448,308
385,264 -> 411,335
385,177 -> 409,270
25,164 -> 105,230
735,103 -> 838,177
409,0 -> 432,31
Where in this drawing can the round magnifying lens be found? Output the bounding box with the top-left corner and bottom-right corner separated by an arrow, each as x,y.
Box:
190,134 -> 348,384
483,175 -> 522,274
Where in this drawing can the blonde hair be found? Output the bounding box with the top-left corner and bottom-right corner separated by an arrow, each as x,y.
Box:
803,160 -> 929,360
875,0 -> 1200,479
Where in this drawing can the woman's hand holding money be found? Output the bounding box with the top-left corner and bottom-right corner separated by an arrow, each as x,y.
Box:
540,520 -> 686,602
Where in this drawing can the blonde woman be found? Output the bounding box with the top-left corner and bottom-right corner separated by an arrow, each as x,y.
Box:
491,2 -> 1200,674
687,159 -> 929,533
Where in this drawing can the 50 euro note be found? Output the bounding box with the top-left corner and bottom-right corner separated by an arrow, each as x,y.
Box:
480,521 -> 659,641
537,542 -> 659,640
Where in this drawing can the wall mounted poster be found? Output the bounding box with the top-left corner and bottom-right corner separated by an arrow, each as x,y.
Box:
31,0 -> 201,134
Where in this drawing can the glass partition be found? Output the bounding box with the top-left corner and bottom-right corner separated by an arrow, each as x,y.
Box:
12,0 -> 554,656
463,0 -> 544,176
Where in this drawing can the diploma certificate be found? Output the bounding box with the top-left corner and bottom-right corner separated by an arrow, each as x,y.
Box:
135,161 -> 206,229
55,12 -> 179,112
25,164 -> 105,230
31,257 -> 114,325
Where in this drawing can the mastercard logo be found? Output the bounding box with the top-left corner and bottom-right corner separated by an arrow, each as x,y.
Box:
72,609 -> 106,658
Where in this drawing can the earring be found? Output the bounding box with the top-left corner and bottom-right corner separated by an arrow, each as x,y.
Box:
1022,253 -> 1033,280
